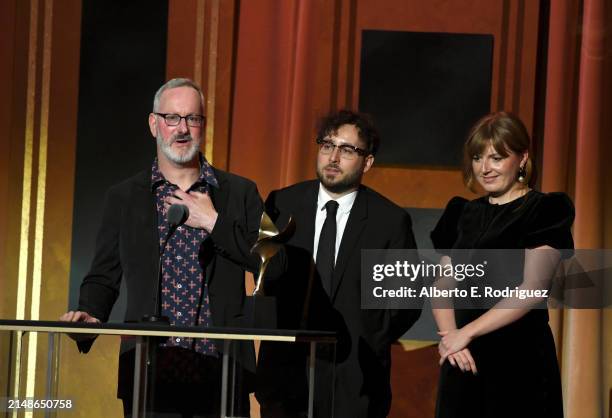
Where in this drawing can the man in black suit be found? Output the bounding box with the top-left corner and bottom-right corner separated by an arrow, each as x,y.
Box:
257,110 -> 421,418
60,78 -> 261,417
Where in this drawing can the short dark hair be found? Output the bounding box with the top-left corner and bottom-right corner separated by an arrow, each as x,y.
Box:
315,110 -> 381,156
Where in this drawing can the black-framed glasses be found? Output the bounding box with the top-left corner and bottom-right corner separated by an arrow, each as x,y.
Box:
154,113 -> 206,127
316,138 -> 367,160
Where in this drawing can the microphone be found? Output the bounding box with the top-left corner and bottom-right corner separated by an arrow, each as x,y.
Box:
142,203 -> 190,323
167,204 -> 189,228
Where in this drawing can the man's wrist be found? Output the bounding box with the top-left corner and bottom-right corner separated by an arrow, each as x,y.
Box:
205,212 -> 219,233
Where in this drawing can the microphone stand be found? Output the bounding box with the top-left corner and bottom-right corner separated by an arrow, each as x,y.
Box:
141,225 -> 177,324
136,204 -> 188,415
142,204 -> 189,324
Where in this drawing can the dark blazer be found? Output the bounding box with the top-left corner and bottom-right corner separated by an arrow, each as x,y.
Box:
77,166 -> 263,399
257,180 -> 421,418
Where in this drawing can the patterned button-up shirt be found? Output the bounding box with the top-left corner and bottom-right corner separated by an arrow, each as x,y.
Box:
151,155 -> 218,356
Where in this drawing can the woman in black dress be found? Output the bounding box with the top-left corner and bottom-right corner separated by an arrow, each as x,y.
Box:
431,112 -> 574,418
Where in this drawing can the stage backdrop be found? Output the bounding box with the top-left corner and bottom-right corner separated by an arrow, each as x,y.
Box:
1,1 -> 610,418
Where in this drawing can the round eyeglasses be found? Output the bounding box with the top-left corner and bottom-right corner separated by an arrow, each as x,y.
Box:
316,138 -> 367,160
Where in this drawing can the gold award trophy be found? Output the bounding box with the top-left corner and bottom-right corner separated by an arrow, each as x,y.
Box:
251,212 -> 296,296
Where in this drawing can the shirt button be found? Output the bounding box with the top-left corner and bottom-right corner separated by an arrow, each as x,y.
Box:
177,312 -> 182,317
177,284 -> 182,289
175,338 -> 180,343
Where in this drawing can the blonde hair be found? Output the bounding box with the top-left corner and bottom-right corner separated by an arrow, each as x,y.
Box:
463,111 -> 534,192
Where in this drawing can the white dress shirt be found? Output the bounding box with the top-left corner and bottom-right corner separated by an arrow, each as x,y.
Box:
313,184 -> 358,264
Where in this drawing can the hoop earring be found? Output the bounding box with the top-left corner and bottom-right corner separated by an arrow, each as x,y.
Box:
518,165 -> 527,183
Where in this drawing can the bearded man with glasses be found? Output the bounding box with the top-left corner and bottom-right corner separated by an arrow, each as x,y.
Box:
256,110 -> 422,418
60,78 -> 263,417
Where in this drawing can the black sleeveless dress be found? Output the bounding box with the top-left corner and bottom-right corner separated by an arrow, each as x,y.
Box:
431,190 -> 574,418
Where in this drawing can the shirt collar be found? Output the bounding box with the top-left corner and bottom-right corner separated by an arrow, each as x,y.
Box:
317,184 -> 358,215
151,153 -> 219,190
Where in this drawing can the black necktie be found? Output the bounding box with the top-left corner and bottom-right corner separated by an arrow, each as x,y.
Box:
316,200 -> 339,296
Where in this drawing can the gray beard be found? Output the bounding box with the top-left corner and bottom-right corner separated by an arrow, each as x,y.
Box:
156,133 -> 200,164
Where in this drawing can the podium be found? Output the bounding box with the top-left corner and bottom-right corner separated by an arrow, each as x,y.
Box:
0,319 -> 336,418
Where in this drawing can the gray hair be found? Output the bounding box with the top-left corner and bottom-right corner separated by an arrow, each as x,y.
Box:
152,78 -> 205,112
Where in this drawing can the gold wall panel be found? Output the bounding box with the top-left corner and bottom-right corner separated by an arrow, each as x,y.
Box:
0,0 -> 87,415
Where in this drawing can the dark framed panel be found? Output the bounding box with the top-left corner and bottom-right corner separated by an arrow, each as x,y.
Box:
359,30 -> 494,168
69,0 -> 169,319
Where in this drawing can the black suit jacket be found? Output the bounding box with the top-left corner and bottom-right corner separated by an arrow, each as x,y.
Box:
257,180 -> 421,418
77,166 -> 263,399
